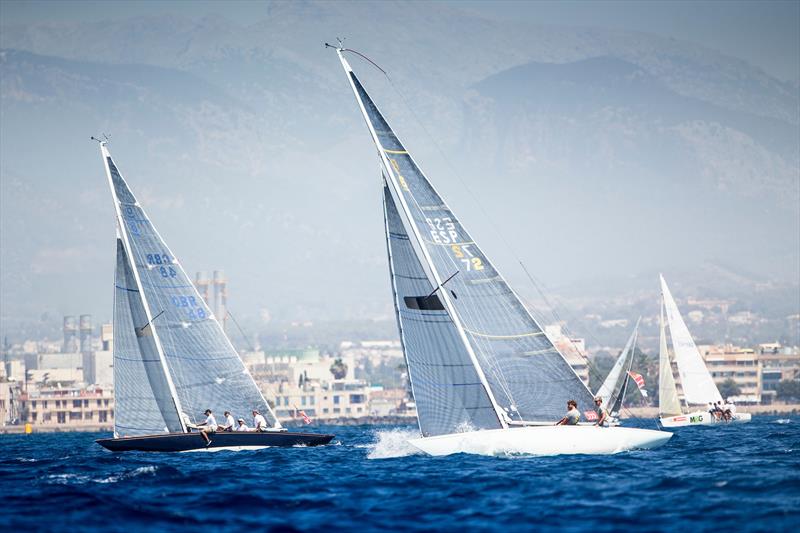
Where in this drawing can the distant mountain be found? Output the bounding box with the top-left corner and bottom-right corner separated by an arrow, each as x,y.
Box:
0,0 -> 797,334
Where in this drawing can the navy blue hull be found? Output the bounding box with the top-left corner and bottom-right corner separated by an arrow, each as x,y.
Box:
96,431 -> 335,452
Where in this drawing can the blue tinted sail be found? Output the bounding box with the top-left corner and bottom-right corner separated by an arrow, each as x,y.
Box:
384,185 -> 502,437
349,70 -> 594,422
113,239 -> 182,436
104,147 -> 278,428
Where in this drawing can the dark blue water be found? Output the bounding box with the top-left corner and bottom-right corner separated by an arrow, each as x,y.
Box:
2,417 -> 798,532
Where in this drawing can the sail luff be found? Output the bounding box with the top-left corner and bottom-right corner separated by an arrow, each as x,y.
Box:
335,49 -> 507,429
101,143 -> 187,433
658,298 -> 682,417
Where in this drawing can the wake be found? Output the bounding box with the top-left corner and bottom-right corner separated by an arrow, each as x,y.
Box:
365,428 -> 423,459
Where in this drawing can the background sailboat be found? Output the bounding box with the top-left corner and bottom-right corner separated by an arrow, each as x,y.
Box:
333,45 -> 671,456
658,275 -> 751,427
94,140 -> 333,452
595,318 -> 646,424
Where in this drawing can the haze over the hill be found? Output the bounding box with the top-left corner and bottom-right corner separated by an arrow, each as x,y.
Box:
1,0 -> 798,337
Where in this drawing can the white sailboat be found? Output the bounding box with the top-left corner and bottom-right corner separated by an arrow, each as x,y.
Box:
94,140 -> 334,452
595,318 -> 645,424
658,275 -> 751,428
333,45 -> 672,456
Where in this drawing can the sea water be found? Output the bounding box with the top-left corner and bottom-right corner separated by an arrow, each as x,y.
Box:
1,417 -> 798,531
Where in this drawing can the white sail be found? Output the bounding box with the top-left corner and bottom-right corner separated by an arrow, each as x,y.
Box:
658,300 -> 682,417
596,318 -> 640,410
335,49 -> 594,431
660,275 -> 722,405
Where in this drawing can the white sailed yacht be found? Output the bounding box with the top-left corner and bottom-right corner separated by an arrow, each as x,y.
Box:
658,275 -> 751,428
595,318 -> 646,424
333,45 -> 671,456
94,140 -> 333,452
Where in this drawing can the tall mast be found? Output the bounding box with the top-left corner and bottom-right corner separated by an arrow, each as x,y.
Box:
100,142 -> 187,433
335,49 -> 508,428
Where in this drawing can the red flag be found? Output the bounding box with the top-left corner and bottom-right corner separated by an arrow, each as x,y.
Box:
583,410 -> 598,421
627,371 -> 648,397
299,410 -> 311,425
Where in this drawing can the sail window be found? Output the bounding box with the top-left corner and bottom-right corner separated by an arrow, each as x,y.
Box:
404,294 -> 445,311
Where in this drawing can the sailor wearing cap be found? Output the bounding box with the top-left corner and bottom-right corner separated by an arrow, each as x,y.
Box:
235,418 -> 250,432
593,397 -> 610,427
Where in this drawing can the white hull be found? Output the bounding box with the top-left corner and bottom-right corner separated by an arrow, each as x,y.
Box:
407,425 -> 672,457
660,410 -> 752,428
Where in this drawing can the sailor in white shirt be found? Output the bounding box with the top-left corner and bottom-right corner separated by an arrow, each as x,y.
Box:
219,411 -> 236,432
252,409 -> 268,432
197,409 -> 218,446
235,418 -> 250,432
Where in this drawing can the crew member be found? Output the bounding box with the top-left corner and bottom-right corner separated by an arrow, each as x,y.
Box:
197,409 -> 217,446
555,400 -> 580,426
218,411 -> 236,432
252,409 -> 269,432
593,397 -> 609,427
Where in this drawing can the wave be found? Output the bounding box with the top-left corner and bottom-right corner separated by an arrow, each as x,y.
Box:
366,428 -> 423,459
774,419 -> 791,424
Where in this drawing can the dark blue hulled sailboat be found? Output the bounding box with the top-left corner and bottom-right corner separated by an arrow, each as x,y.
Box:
94,141 -> 333,452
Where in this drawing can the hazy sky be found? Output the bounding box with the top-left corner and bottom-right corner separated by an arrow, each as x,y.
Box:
2,0 -> 799,81
1,0 -> 798,335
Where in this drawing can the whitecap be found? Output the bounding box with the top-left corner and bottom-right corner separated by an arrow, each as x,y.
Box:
366,428 -> 423,460
774,419 -> 791,424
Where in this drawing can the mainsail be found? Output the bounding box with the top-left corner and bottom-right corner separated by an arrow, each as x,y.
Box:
658,298 -> 683,417
102,143 -> 279,436
660,275 -> 722,405
337,50 -> 594,432
596,318 -> 640,415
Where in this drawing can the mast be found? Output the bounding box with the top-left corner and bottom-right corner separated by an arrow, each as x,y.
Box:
100,142 -> 187,433
334,48 -> 508,429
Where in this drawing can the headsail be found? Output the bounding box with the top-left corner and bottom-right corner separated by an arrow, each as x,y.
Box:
101,143 -> 280,431
596,318 -> 640,415
384,185 -> 502,436
660,275 -> 722,405
337,50 -> 594,426
113,238 -> 183,436
658,298 -> 682,417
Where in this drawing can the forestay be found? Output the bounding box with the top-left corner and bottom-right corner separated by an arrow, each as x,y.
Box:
341,53 -> 594,425
660,275 -> 722,405
102,144 -> 279,430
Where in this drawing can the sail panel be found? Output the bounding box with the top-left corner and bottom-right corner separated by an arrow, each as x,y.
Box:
351,72 -> 594,422
658,302 -> 683,416
660,276 -> 722,405
113,239 -> 182,436
384,186 -> 502,437
106,153 -> 278,427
